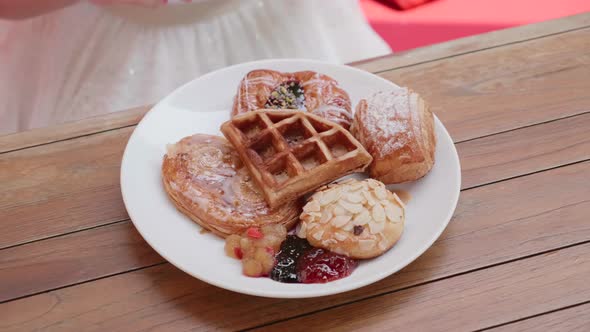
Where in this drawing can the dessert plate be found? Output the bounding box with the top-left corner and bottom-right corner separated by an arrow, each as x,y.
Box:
120,59 -> 461,298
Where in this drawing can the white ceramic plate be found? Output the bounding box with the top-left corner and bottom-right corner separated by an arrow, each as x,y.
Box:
120,59 -> 461,298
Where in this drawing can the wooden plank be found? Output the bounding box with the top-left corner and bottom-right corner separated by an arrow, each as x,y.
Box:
1,106 -> 588,251
0,127 -> 133,249
0,162 -> 588,330
488,302 -> 590,332
0,222 -> 162,302
0,106 -> 148,154
459,112 -> 590,188
255,243 -> 590,332
353,12 -> 590,73
380,28 -> 590,142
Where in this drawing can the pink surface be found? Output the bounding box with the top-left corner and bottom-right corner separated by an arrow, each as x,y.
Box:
360,0 -> 590,51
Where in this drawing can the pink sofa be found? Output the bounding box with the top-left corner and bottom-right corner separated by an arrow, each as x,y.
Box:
361,0 -> 590,51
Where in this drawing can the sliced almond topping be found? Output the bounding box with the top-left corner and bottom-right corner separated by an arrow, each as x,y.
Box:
372,204 -> 386,223
346,192 -> 364,204
362,190 -> 376,206
320,210 -> 333,224
352,210 -> 370,225
340,200 -> 364,214
368,220 -> 385,234
322,239 -> 337,246
297,222 -> 307,238
332,215 -> 352,228
334,232 -> 348,241
367,179 -> 379,189
304,199 -> 321,212
378,239 -> 390,251
320,188 -> 341,206
384,201 -> 403,223
348,182 -> 364,192
309,212 -> 322,220
312,230 -> 324,241
342,222 -> 354,232
300,212 -> 313,223
333,205 -> 348,216
374,186 -> 387,200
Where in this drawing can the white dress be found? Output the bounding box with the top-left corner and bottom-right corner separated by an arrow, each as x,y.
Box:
0,0 -> 390,134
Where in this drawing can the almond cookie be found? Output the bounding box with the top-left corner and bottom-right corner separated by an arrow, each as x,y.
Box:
298,178 -> 405,259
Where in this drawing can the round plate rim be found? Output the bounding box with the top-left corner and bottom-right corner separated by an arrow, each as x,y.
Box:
120,58 -> 461,298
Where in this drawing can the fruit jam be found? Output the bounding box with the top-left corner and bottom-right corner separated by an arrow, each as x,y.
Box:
270,235 -> 358,284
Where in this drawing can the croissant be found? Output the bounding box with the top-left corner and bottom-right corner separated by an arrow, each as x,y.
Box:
162,134 -> 301,237
352,88 -> 436,184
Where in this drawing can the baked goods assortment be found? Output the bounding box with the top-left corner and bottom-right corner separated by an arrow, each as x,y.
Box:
162,69 -> 437,284
220,109 -> 372,208
352,88 -> 436,184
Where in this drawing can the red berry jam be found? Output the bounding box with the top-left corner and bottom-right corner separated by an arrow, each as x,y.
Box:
270,235 -> 357,284
297,248 -> 358,284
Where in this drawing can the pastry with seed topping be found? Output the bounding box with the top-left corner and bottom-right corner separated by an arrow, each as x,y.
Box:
298,178 -> 405,259
352,88 -> 436,184
232,69 -> 353,129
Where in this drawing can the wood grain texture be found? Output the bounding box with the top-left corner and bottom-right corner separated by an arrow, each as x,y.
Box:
380,28 -> 590,142
0,222 -> 162,302
0,106 -> 149,154
353,12 -> 590,73
1,29 -> 589,250
1,162 -> 588,330
256,243 -> 590,332
0,114 -> 590,301
459,112 -> 590,188
488,302 -> 590,332
0,127 -> 133,249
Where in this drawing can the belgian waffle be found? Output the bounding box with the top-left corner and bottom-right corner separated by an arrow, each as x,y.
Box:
220,109 -> 372,208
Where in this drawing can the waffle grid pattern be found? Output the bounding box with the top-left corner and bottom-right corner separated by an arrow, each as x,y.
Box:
221,109 -> 372,207
232,111 -> 361,185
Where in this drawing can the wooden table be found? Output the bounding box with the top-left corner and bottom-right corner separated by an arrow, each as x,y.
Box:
1,13 -> 589,331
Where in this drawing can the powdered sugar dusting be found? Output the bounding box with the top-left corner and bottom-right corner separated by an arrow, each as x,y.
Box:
357,88 -> 419,158
312,104 -> 352,127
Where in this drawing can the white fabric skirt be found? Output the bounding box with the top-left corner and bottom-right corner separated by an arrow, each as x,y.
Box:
0,0 -> 390,134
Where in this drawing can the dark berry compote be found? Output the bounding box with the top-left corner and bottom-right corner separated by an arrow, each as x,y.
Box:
270,235 -> 357,284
